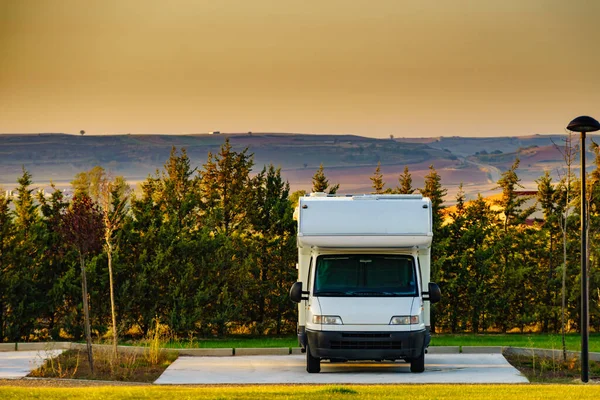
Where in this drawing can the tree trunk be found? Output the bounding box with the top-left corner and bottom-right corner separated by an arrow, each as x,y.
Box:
0,299 -> 4,341
107,242 -> 118,359
80,252 -> 94,374
561,228 -> 567,362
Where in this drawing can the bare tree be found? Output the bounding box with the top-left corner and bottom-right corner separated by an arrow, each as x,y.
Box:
99,176 -> 131,359
553,132 -> 577,361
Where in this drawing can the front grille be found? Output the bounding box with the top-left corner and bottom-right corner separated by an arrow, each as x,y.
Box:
330,340 -> 402,350
342,333 -> 391,338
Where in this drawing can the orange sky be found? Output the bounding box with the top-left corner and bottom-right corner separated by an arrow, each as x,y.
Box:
1,0 -> 599,137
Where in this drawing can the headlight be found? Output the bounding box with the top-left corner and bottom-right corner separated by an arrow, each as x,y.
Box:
390,315 -> 420,325
313,315 -> 343,325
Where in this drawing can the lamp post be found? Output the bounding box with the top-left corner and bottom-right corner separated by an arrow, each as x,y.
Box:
566,115 -> 600,383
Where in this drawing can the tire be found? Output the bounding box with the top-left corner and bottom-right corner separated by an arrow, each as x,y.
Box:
306,343 -> 321,373
410,350 -> 425,373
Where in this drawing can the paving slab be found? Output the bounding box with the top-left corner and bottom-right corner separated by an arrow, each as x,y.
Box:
155,354 -> 528,384
461,346 -> 503,354
0,350 -> 63,379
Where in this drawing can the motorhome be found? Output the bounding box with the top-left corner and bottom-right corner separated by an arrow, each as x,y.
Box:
290,193 -> 441,373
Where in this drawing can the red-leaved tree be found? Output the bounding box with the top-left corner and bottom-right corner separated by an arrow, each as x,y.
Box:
61,193 -> 103,374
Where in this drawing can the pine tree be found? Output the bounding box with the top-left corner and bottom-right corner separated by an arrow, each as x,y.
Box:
491,159 -> 536,332
463,194 -> 498,332
8,168 -> 43,341
370,162 -> 385,194
161,147 -> 199,230
247,165 -> 296,333
36,183 -> 72,340
495,158 -> 536,230
14,167 -> 38,234
201,139 -> 253,235
436,183 -> 467,332
0,188 -> 14,341
535,171 -> 561,332
418,165 -> 447,333
200,139 -> 256,334
397,166 -> 415,194
311,164 -> 339,194
419,165 -> 447,234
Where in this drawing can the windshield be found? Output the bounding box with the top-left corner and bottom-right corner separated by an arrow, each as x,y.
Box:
313,254 -> 417,297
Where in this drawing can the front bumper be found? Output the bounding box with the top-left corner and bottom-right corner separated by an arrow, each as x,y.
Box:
306,329 -> 426,361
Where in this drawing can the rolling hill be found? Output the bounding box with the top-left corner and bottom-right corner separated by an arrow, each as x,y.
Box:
0,132 -> 589,201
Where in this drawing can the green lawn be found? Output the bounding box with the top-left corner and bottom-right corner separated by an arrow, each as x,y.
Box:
1,385 -> 599,399
431,333 -> 600,352
156,333 -> 600,352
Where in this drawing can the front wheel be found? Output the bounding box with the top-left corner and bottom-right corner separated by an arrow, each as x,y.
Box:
409,350 -> 425,373
306,343 -> 321,373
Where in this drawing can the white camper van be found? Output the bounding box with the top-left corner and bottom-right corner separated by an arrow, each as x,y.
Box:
290,193 -> 441,373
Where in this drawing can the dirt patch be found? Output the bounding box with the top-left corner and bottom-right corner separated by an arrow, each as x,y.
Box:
505,352 -> 600,383
26,348 -> 177,383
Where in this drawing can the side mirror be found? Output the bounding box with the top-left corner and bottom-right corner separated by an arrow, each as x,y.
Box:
290,282 -> 304,303
426,282 -> 441,304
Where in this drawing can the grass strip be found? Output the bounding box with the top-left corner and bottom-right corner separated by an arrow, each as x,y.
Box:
162,337 -> 298,349
1,384 -> 599,399
155,333 -> 600,352
430,333 -> 600,352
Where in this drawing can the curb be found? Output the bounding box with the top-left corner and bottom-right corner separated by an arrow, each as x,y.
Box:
178,348 -> 233,357
235,347 -> 290,356
461,346 -> 503,354
427,346 -> 460,354
0,343 -> 17,351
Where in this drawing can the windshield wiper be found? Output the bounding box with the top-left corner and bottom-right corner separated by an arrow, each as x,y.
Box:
347,291 -> 403,296
314,291 -> 349,296
348,291 -> 385,296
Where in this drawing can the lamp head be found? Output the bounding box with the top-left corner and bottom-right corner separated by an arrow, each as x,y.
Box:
567,116 -> 600,133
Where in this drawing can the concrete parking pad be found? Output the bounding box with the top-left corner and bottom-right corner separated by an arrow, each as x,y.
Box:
155,354 -> 528,384
0,350 -> 63,379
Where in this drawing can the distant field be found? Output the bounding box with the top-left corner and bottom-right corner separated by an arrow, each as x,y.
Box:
1,385 -> 598,399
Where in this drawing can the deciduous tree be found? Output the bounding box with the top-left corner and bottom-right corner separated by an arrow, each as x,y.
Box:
61,193 -> 104,374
